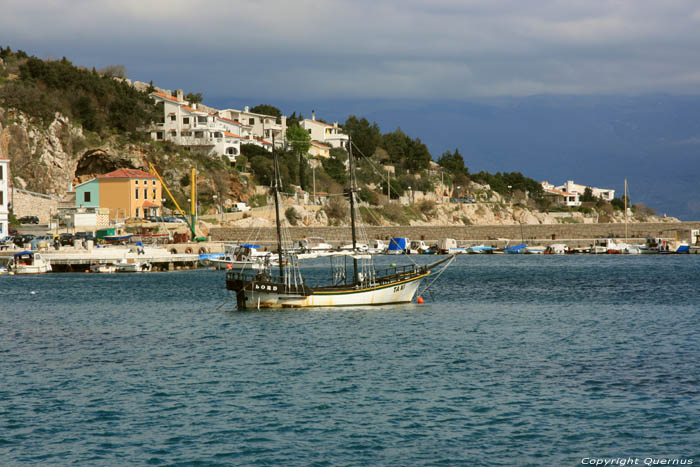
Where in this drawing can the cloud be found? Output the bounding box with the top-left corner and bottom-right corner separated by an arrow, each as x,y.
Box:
3,0 -> 700,99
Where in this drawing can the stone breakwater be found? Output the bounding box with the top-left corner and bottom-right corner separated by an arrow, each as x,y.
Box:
210,222 -> 700,248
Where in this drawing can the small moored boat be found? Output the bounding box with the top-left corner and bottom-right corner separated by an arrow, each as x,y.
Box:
8,251 -> 52,274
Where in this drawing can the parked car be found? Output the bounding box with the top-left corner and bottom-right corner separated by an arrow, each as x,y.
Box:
74,231 -> 95,242
18,215 -> 40,224
149,216 -> 165,223
13,234 -> 35,247
59,233 -> 75,246
164,216 -> 187,223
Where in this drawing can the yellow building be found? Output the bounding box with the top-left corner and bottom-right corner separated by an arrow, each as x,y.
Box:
96,168 -> 162,220
308,141 -> 331,159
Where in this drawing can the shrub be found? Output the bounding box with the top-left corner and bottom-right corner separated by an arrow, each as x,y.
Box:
324,195 -> 348,222
285,207 -> 300,226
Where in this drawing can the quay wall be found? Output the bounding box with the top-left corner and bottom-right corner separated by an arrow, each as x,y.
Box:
210,222 -> 700,248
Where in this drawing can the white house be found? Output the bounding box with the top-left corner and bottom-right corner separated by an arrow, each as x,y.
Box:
218,106 -> 287,149
299,111 -> 349,149
0,154 -> 8,236
541,181 -> 580,207
149,90 -> 266,164
556,180 -> 615,201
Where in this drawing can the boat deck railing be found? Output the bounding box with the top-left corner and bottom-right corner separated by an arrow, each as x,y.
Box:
226,263 -> 424,288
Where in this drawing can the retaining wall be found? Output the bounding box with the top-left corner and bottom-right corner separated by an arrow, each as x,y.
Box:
210,222 -> 700,248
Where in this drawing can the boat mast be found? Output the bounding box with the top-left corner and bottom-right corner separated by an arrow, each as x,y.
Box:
272,134 -> 284,280
624,178 -> 628,244
348,139 -> 359,284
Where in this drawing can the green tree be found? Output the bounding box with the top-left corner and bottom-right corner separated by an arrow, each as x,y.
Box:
185,92 -> 202,104
344,115 -> 380,158
322,157 -> 347,185
581,187 -> 595,202
250,104 -> 282,120
286,125 -> 311,190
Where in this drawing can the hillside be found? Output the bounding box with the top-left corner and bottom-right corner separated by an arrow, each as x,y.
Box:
0,48 -> 677,228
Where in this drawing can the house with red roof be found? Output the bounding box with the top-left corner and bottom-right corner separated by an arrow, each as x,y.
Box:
149,90 -> 277,164
76,168 -> 162,220
541,181 -> 581,207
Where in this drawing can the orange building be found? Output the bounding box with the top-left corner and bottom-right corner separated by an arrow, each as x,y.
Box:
96,169 -> 162,220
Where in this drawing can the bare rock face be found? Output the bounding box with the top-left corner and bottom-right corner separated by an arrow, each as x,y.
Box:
0,108 -> 147,196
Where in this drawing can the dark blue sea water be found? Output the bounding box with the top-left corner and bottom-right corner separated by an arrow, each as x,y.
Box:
1,255 -> 699,466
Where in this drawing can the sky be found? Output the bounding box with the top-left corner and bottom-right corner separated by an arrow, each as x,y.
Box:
3,0 -> 700,100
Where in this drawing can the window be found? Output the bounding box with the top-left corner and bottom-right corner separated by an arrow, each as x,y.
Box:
194,131 -> 204,138
84,192 -> 91,203
135,207 -> 140,217
0,191 -> 3,205
182,131 -> 191,137
169,114 -> 176,121
249,118 -> 255,125
135,180 -> 139,185
0,166 -> 3,180
183,117 -> 190,124
152,180 -> 156,186
135,188 -> 139,200
152,189 -> 157,200
156,131 -> 164,140
170,130 -> 177,136
197,116 -> 207,123
143,188 -> 147,199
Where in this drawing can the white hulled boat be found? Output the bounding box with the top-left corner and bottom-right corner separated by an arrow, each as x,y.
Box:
7,251 -> 52,274
226,138 -> 455,310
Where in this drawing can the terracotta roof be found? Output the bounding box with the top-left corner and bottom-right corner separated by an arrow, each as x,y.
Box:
151,91 -> 179,103
224,131 -> 243,138
543,187 -> 577,197
304,118 -> 335,127
0,155 -> 8,160
218,116 -> 242,126
141,201 -> 160,207
98,168 -> 156,179
311,141 -> 330,149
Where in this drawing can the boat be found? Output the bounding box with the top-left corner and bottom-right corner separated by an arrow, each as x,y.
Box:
368,239 -> 387,254
225,138 -> 455,309
297,237 -> 333,253
115,258 -> 152,272
7,251 -> 52,274
438,238 -> 467,254
206,244 -> 277,271
467,244 -> 493,254
525,246 -> 546,254
546,243 -> 569,255
504,244 -> 527,254
387,238 -> 409,255
409,240 -> 435,254
103,234 -> 133,244
90,263 -> 116,273
640,237 -> 689,254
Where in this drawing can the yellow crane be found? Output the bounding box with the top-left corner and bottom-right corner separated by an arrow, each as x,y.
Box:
148,162 -> 197,240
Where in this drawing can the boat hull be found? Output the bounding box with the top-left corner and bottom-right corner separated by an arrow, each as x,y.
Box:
232,273 -> 426,309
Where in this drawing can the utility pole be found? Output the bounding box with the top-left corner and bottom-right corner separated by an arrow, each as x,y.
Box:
312,165 -> 316,204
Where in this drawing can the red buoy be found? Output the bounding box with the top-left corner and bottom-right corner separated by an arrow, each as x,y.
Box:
417,296 -> 424,304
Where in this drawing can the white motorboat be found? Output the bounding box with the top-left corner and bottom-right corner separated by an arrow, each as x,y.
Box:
7,251 -> 52,274
298,237 -> 333,253
90,263 -> 116,273
207,244 -> 277,271
115,258 -> 152,272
